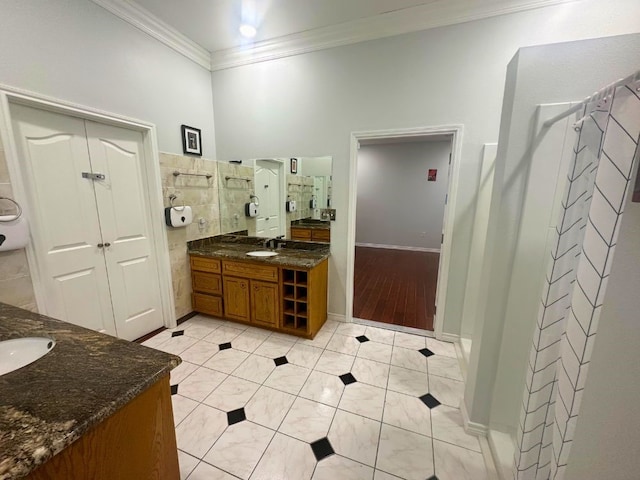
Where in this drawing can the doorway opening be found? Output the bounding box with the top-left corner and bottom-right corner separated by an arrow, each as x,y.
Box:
346,126 -> 463,337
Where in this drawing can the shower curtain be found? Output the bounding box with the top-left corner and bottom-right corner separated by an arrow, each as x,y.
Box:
514,72 -> 640,480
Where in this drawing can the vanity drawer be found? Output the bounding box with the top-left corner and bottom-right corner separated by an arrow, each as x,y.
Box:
192,271 -> 222,295
223,260 -> 279,282
312,229 -> 331,242
190,256 -> 221,273
192,293 -> 223,316
291,227 -> 312,241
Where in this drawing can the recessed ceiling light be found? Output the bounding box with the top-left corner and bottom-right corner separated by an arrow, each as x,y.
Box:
239,24 -> 257,38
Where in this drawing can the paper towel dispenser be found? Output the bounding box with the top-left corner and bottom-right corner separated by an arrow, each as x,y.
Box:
286,200 -> 297,212
164,195 -> 193,228
0,197 -> 29,252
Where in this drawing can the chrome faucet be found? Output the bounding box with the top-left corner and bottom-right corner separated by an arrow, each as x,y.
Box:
263,235 -> 285,249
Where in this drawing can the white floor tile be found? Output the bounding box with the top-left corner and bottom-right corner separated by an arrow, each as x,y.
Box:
326,333 -> 361,355
299,370 -> 345,407
390,346 -> 428,372
250,433 -> 316,480
232,354 -> 276,383
335,323 -> 367,337
373,470 -> 401,479
253,337 -> 295,358
351,358 -> 390,389
428,375 -> 464,408
171,361 -> 199,384
141,330 -> 172,348
204,325 -> 244,345
428,356 -> 463,381
376,424 -> 434,480
204,349 -> 250,374
357,342 -> 393,364
287,344 -> 323,369
175,404 -> 227,458
245,385 -> 295,429
328,410 -> 381,467
426,338 -> 457,358
182,322 -> 219,340
312,454 -> 374,480
178,450 -> 199,479
382,390 -> 431,436
232,330 -> 269,353
339,382 -> 386,421
204,421 -> 274,480
279,397 -> 336,443
173,394 -> 199,426
158,335 -> 199,355
387,365 -> 429,397
364,326 -> 395,346
320,320 -> 340,333
315,350 -> 355,376
204,376 -> 260,411
180,340 -> 221,365
433,440 -> 488,480
298,330 -> 332,349
264,363 -> 311,395
393,332 -> 427,350
179,367 -> 228,402
187,461 -> 237,480
431,406 -> 481,452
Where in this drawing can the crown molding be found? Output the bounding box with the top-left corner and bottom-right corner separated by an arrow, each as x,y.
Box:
91,0 -> 211,70
210,0 -> 578,71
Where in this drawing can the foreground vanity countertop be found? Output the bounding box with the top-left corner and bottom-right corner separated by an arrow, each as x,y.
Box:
188,235 -> 331,269
0,303 -> 180,480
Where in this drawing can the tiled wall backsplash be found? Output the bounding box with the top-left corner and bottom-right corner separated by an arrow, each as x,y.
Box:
217,162 -> 257,235
0,139 -> 37,312
159,153 -> 222,319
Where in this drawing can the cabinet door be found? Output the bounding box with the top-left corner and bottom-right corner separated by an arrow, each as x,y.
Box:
223,277 -> 250,322
250,281 -> 280,327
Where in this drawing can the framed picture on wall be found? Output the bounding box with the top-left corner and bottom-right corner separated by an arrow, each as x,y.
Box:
181,125 -> 202,156
290,158 -> 298,174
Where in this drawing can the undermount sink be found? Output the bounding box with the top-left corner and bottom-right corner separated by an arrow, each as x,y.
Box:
0,337 -> 56,376
246,251 -> 279,257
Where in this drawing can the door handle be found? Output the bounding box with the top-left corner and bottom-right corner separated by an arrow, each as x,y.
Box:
97,243 -> 104,248
82,172 -> 106,181
97,242 -> 111,249
104,242 -> 111,247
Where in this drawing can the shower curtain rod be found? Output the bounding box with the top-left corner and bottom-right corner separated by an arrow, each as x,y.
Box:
542,70 -> 640,129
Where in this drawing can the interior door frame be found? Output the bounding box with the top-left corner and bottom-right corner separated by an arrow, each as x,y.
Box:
0,84 -> 177,329
346,125 -> 464,340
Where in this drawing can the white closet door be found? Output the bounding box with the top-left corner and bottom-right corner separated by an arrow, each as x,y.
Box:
255,160 -> 282,238
85,121 -> 164,340
10,105 -> 117,335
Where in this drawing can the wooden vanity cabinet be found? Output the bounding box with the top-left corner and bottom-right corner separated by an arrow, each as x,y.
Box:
290,226 -> 330,243
223,276 -> 250,322
190,257 -> 223,317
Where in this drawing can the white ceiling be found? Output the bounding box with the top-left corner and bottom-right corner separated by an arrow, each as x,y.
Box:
132,0 -> 440,52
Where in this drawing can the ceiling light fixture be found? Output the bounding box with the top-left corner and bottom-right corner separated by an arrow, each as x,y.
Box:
239,24 -> 257,39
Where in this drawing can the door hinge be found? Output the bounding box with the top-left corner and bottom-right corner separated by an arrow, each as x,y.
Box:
82,172 -> 105,180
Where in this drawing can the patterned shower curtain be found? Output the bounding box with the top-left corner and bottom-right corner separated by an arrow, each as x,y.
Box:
514,72 -> 640,480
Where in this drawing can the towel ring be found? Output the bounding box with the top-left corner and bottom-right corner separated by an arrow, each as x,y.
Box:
168,194 -> 185,211
250,194 -> 260,206
0,197 -> 22,222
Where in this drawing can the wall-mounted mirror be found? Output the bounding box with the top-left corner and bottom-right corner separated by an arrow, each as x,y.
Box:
217,156 -> 333,243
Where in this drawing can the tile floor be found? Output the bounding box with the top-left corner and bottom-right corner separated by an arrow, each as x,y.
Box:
143,315 -> 488,480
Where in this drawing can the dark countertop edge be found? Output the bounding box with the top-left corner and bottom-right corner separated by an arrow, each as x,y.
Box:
290,224 -> 331,231
188,248 -> 330,268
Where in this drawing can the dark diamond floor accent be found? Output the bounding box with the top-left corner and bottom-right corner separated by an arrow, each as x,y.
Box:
356,335 -> 369,343
420,393 -> 441,409
219,342 -> 232,350
310,437 -> 335,461
419,347 -> 435,358
171,330 -> 185,337
426,476 -> 439,480
170,384 -> 178,395
227,408 -> 246,426
274,356 -> 289,366
339,373 -> 357,385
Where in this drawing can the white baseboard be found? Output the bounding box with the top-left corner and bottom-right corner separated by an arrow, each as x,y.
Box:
327,312 -> 347,323
438,331 -> 460,343
461,401 -> 489,436
488,430 -> 516,480
355,242 -> 440,253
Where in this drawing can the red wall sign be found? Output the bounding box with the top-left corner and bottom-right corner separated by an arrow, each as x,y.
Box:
428,169 -> 437,181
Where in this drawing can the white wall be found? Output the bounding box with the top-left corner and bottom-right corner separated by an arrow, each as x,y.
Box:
463,33 -> 640,433
210,0 -> 640,327
356,141 -> 450,249
0,0 -> 215,157
564,171 -> 640,479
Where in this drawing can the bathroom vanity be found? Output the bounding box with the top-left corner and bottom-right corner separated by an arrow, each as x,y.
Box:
188,236 -> 330,339
0,303 -> 180,480
289,219 -> 331,243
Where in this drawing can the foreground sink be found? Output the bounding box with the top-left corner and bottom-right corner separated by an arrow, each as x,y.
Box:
246,251 -> 279,257
0,337 -> 56,376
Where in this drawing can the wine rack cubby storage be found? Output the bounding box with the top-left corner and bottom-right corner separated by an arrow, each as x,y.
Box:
282,269 -> 309,332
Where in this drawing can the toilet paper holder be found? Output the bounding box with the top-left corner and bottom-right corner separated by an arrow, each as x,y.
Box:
0,197 -> 22,222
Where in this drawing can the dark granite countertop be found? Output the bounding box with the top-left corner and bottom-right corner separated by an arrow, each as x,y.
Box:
188,235 -> 330,269
0,303 -> 180,480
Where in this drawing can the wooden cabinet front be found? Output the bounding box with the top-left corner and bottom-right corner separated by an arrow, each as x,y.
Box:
250,280 -> 280,327
290,227 -> 312,241
223,277 -> 250,322
192,271 -> 222,295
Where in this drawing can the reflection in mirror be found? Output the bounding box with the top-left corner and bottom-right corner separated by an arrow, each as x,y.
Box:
217,156 -> 332,243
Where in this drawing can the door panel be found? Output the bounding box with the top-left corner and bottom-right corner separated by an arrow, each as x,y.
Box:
11,105 -> 117,336
255,160 -> 281,238
223,277 -> 250,322
85,121 -> 164,340
250,280 -> 279,327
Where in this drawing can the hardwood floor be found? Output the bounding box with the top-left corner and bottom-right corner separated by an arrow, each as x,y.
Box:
353,246 -> 438,331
